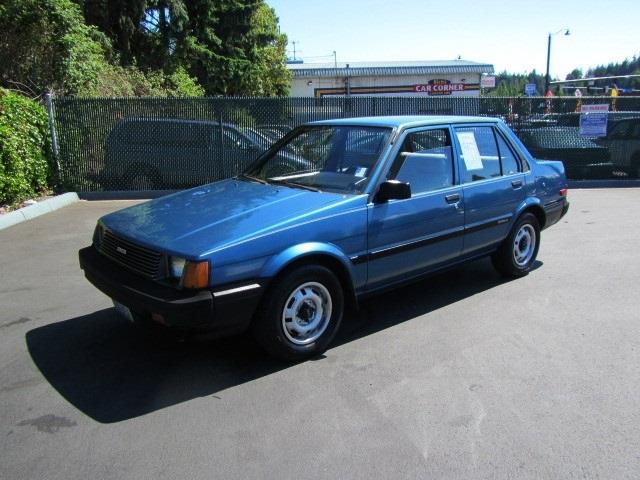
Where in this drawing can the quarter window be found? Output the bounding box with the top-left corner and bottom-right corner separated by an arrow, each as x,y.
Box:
389,129 -> 454,194
495,133 -> 520,175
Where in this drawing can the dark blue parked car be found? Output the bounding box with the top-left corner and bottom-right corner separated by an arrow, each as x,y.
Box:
79,116 -> 569,360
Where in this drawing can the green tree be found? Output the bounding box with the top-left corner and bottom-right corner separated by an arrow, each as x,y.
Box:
80,0 -> 189,70
586,54 -> 640,91
487,70 -> 546,97
176,0 -> 290,96
86,64 -> 204,97
565,68 -> 583,80
242,3 -> 290,96
79,0 -> 290,96
0,0 -> 204,97
0,0 -> 110,96
0,88 -> 50,204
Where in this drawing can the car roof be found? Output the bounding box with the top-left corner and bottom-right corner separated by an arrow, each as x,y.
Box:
116,117 -> 241,129
308,115 -> 501,129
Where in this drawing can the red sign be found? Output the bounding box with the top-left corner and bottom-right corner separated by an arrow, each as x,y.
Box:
414,79 -> 464,95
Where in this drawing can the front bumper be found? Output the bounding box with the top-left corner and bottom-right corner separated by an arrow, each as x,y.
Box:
79,246 -> 263,335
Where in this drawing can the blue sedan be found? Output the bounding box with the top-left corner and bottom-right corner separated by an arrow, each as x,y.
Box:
79,116 -> 569,360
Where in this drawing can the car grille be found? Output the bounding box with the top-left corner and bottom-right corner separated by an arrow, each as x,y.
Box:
99,230 -> 163,279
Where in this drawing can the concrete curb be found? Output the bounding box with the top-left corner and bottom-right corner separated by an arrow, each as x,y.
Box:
0,192 -> 80,231
78,190 -> 177,201
568,179 -> 640,189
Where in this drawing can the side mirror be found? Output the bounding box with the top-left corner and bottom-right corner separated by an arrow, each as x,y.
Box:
376,180 -> 411,202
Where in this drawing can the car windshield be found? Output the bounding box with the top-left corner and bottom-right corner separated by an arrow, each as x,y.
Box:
242,125 -> 392,194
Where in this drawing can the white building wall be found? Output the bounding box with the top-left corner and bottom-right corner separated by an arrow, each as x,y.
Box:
291,73 -> 482,97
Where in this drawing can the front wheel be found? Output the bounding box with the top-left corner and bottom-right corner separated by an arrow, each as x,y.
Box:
492,213 -> 541,278
251,265 -> 344,361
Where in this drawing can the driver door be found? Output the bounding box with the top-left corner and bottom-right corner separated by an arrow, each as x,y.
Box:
366,127 -> 464,289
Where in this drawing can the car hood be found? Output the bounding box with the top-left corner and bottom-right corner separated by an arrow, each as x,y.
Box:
100,179 -> 360,257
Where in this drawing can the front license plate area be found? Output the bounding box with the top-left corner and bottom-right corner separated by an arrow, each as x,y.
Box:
113,300 -> 134,322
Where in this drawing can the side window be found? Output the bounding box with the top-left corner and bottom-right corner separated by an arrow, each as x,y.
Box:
389,128 -> 454,194
455,126 -> 501,183
223,129 -> 252,149
495,133 -> 520,175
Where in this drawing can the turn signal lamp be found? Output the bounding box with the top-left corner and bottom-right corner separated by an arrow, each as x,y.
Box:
182,260 -> 210,289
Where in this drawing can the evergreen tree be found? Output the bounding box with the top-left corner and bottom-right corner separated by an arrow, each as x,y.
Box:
175,0 -> 289,96
79,0 -> 290,96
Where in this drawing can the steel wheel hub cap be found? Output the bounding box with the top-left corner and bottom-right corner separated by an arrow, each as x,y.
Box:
513,224 -> 536,267
282,282 -> 332,345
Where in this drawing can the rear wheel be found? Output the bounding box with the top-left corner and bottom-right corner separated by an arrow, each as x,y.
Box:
252,265 -> 344,361
492,213 -> 541,278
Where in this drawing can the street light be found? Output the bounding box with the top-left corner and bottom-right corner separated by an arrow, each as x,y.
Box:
544,28 -> 571,95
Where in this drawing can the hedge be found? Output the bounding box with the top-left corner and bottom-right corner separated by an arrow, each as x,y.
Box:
0,88 -> 51,204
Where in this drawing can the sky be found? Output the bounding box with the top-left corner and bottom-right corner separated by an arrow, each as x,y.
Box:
266,0 -> 640,79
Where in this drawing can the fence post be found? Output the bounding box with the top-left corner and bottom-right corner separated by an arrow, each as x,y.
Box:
44,92 -> 62,186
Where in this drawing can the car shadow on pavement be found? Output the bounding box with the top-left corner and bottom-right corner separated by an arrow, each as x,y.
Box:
26,258 -> 541,424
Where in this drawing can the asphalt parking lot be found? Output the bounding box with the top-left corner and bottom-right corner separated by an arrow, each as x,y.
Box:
1,189 -> 639,479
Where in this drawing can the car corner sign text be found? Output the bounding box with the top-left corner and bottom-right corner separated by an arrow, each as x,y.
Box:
415,79 -> 465,95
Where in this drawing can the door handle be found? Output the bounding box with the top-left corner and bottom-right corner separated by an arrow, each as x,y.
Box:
445,193 -> 461,204
511,180 -> 523,188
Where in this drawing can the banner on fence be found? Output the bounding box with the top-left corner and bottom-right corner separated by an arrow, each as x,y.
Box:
580,104 -> 609,136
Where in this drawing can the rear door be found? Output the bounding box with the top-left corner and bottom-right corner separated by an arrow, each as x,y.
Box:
453,124 -> 526,254
366,126 -> 464,288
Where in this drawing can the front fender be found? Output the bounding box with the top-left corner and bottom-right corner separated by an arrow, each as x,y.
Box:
260,241 -> 356,283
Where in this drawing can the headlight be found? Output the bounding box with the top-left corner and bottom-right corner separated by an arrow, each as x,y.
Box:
169,257 -> 187,278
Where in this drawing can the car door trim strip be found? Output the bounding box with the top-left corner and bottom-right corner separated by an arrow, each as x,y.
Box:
353,216 -> 512,263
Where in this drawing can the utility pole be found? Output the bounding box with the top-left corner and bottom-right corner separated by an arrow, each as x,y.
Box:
292,40 -> 298,61
544,34 -> 552,95
544,28 -> 570,95
346,64 -> 351,97
333,51 -> 337,68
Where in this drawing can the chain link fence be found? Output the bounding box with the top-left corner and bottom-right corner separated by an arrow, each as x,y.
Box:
50,96 -> 640,191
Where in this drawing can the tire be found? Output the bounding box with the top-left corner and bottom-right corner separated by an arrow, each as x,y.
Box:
251,265 -> 344,361
491,213 -> 541,278
126,165 -> 161,190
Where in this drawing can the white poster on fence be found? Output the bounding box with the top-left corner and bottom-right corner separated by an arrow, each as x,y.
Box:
580,104 -> 609,137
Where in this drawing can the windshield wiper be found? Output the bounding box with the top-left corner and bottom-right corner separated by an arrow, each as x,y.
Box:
238,173 -> 268,185
268,179 -> 322,192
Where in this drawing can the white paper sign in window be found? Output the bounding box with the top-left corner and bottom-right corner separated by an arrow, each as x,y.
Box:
456,131 -> 484,171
